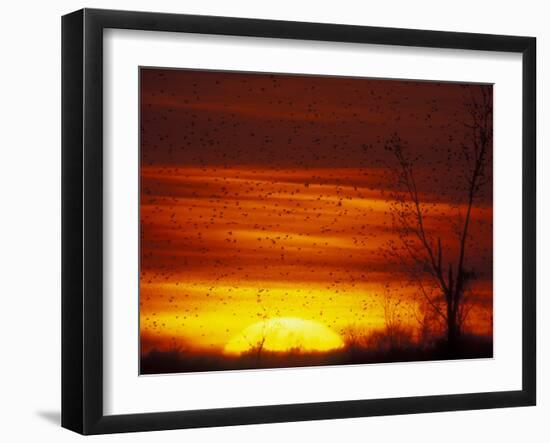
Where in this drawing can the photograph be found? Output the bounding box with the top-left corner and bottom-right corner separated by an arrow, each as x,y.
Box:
139,68 -> 494,374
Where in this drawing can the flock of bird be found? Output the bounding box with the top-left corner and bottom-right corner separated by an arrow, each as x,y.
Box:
139,68 -> 494,353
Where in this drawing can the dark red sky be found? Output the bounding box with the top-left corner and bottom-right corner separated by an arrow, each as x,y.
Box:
141,68 -> 492,205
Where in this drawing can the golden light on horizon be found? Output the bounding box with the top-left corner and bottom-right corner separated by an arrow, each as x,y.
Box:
139,164 -> 493,357
224,317 -> 345,355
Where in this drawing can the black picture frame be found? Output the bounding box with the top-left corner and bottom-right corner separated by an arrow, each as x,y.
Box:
62,8 -> 536,435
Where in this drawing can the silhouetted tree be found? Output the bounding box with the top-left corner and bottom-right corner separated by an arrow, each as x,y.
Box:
381,284 -> 406,350
378,85 -> 492,349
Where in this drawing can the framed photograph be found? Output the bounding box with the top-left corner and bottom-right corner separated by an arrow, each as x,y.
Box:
62,8 -> 536,434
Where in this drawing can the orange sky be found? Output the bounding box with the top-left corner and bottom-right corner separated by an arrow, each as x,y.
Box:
139,69 -> 493,355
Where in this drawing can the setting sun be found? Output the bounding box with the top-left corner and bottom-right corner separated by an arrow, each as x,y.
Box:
224,317 -> 344,355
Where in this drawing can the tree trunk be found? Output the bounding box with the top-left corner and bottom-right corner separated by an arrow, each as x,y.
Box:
446,294 -> 460,351
447,317 -> 458,350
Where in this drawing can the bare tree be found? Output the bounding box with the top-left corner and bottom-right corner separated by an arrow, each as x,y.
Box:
341,324 -> 369,355
378,85 -> 492,349
248,297 -> 271,365
382,285 -> 405,350
249,326 -> 269,365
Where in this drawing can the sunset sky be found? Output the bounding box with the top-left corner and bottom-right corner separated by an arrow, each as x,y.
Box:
139,68 -> 493,359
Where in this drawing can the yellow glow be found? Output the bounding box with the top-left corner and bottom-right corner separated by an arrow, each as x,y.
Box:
224,317 -> 344,355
